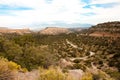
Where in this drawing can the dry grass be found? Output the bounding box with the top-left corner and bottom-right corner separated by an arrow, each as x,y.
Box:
0,57 -> 17,80
38,66 -> 73,80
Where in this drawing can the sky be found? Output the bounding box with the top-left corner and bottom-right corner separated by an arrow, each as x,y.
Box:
0,0 -> 120,29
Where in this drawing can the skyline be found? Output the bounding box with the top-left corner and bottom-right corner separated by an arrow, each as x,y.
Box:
0,0 -> 120,29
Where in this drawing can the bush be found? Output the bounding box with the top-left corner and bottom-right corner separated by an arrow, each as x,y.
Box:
81,72 -> 93,80
108,71 -> 120,80
73,64 -> 86,71
38,66 -> 73,80
8,61 -> 21,70
73,59 -> 81,63
0,57 -> 17,80
92,70 -> 114,80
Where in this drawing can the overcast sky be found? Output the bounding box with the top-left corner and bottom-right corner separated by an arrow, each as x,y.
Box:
0,0 -> 120,29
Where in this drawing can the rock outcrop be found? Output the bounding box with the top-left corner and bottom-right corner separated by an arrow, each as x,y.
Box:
88,21 -> 120,37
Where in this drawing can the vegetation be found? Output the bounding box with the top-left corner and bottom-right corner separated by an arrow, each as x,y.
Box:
0,21 -> 120,80
90,21 -> 120,33
0,57 -> 19,80
38,66 -> 73,80
81,72 -> 93,80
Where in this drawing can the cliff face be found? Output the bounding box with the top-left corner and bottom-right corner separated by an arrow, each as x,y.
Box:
39,27 -> 72,35
90,21 -> 120,32
91,21 -> 120,28
88,21 -> 120,37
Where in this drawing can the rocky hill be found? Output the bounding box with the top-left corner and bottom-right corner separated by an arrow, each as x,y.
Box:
85,21 -> 120,37
0,27 -> 31,35
39,27 -> 72,35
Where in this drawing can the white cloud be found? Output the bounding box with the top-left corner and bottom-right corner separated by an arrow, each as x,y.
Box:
79,4 -> 120,24
0,0 -> 120,29
91,0 -> 120,4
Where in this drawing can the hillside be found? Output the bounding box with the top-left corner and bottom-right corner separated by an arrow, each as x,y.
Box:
39,27 -> 72,35
0,21 -> 120,80
0,27 -> 31,35
84,21 -> 120,37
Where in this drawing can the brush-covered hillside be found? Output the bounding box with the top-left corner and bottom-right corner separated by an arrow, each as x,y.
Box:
83,21 -> 120,37
0,21 -> 120,80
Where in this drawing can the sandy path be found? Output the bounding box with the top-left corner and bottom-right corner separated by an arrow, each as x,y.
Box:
17,70 -> 39,80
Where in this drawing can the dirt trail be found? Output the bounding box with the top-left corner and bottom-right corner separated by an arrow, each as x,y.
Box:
68,69 -> 83,80
17,70 -> 39,80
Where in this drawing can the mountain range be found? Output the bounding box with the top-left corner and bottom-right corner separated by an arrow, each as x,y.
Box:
0,21 -> 120,36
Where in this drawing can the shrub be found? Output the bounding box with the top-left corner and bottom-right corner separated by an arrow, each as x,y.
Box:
81,72 -> 93,80
0,57 -> 17,80
73,64 -> 86,71
8,61 -> 21,70
73,59 -> 81,63
38,66 -> 73,80
92,70 -> 114,80
73,63 -> 82,69
110,72 -> 120,80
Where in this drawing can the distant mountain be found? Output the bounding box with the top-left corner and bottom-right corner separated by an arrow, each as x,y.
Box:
68,28 -> 82,32
0,27 -> 8,29
0,27 -> 31,35
39,27 -> 72,35
68,27 -> 89,32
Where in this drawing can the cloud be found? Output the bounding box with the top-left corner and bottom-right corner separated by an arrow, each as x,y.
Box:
0,0 -> 120,29
91,0 -> 120,4
81,12 -> 96,16
81,0 -> 91,4
0,4 -> 33,10
83,2 -> 119,9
